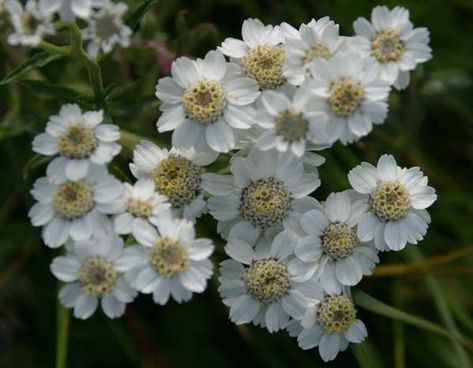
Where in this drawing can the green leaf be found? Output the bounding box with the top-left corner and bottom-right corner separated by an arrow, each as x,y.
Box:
0,52 -> 62,85
353,290 -> 473,352
22,154 -> 50,180
126,0 -> 158,31
351,340 -> 385,368
19,80 -> 94,104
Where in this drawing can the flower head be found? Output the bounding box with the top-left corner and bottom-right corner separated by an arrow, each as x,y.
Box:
291,191 -> 379,294
348,154 -> 437,251
113,179 -> 171,239
130,140 -> 213,221
82,1 -> 132,57
6,0 -> 54,47
308,51 -> 391,144
204,149 -> 321,242
220,18 -> 287,91
28,165 -> 124,248
155,49 -> 260,153
290,293 -> 367,362
50,233 -> 137,319
282,17 -> 345,86
32,104 -> 121,182
352,6 -> 432,89
219,230 -> 323,333
119,216 -> 214,305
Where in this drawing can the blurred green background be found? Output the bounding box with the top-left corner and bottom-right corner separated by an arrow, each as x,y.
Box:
0,0 -> 472,367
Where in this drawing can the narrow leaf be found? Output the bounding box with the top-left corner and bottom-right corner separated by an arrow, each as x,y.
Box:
126,0 -> 158,31
19,80 -> 94,104
351,339 -> 385,368
0,52 -> 61,85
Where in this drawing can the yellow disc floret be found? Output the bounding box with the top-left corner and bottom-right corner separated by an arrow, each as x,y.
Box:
371,29 -> 405,63
80,257 -> 117,295
275,109 -> 309,143
53,180 -> 94,219
243,45 -> 286,90
370,181 -> 410,221
149,236 -> 188,277
58,124 -> 98,159
321,222 -> 359,260
318,295 -> 357,333
328,78 -> 365,117
304,43 -> 331,66
182,80 -> 227,124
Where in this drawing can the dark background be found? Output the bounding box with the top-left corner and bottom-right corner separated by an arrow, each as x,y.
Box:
0,0 -> 472,366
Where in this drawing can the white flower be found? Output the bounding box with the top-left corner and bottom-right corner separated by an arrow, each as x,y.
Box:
28,165 -> 124,248
289,293 -> 367,362
291,191 -> 379,295
119,216 -> 214,305
219,18 -> 286,91
32,104 -> 121,183
129,140 -> 212,221
352,6 -> 432,89
50,233 -> 137,319
308,51 -> 391,144
39,0 -> 105,21
204,149 -> 321,242
348,154 -> 437,251
82,1 -> 132,57
6,0 -> 54,47
113,179 -> 171,239
254,84 -> 329,156
282,17 -> 346,86
155,49 -> 260,154
219,231 -> 323,333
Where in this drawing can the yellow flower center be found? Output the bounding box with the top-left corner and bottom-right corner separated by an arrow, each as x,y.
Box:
53,180 -> 94,219
149,237 -> 188,277
318,295 -> 357,333
328,78 -> 365,117
371,28 -> 405,63
182,80 -> 227,124
127,198 -> 153,218
243,258 -> 292,304
303,43 -> 331,65
275,109 -> 308,143
370,181 -> 411,221
321,222 -> 359,261
80,257 -> 117,295
243,45 -> 286,90
58,124 -> 98,159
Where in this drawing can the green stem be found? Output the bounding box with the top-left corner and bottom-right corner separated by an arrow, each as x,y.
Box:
55,288 -> 71,368
68,22 -> 105,106
39,41 -> 71,57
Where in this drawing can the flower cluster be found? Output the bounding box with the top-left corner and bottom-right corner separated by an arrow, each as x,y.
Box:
25,4 -> 437,363
4,0 -> 131,55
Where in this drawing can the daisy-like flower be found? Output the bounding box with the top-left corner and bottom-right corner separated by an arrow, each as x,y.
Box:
129,140 -> 212,221
291,191 -> 379,294
348,154 -> 437,251
82,1 -> 132,57
50,233 -> 137,319
219,231 -> 323,333
113,179 -> 171,239
155,49 -> 260,153
6,0 -> 54,47
254,84 -> 329,156
282,17 -> 345,86
352,6 -> 432,89
308,51 -> 391,144
119,216 -> 214,305
28,165 -> 124,248
219,18 -> 286,91
39,0 -> 105,21
32,104 -> 121,183
204,149 -> 321,241
289,293 -> 367,362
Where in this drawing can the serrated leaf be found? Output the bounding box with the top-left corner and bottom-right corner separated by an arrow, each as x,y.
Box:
19,80 -> 94,104
0,52 -> 62,85
126,0 -> 158,31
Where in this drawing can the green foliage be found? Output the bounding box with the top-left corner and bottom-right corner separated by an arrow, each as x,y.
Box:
0,0 -> 472,367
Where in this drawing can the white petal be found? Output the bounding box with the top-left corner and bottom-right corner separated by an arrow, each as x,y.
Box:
73,294 -> 98,320
50,256 -> 80,282
205,119 -> 235,153
345,320 -> 367,343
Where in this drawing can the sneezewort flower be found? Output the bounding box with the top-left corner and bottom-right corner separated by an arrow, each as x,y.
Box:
352,5 -> 432,89
155,49 -> 260,154
219,231 -> 323,333
28,165 -> 124,248
348,154 -> 437,251
32,104 -> 121,183
50,233 -> 137,319
204,149 -> 321,242
119,216 -> 214,305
